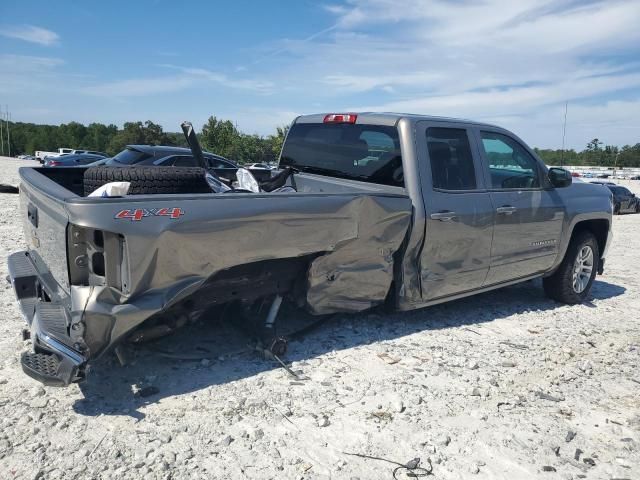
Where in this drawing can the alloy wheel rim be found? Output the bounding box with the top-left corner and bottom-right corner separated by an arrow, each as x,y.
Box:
572,245 -> 593,293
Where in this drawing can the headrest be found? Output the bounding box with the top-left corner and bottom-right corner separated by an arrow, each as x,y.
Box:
347,138 -> 370,159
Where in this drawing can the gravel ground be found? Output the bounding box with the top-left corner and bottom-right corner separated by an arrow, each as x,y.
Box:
0,157 -> 638,480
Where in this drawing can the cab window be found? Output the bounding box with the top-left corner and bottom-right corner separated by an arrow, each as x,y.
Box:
426,128 -> 477,191
480,132 -> 541,189
280,123 -> 403,187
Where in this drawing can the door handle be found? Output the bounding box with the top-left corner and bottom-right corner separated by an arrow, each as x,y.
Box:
496,206 -> 517,215
430,211 -> 457,222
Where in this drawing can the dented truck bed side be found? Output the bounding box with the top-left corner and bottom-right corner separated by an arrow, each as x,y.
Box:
11,165 -> 412,384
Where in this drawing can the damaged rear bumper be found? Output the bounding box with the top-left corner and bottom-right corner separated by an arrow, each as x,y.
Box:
8,251 -> 87,386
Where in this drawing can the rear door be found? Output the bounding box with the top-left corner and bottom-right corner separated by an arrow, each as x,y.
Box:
473,129 -> 565,285
416,121 -> 494,300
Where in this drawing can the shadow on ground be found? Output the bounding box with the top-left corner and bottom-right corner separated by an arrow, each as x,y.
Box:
73,278 -> 625,418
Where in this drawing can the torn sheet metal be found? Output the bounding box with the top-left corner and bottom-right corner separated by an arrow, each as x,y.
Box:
59,189 -> 412,354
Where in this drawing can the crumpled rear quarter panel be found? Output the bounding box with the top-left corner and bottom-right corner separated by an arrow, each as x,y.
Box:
65,192 -> 412,349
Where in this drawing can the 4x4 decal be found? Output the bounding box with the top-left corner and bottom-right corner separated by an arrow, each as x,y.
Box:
115,207 -> 184,221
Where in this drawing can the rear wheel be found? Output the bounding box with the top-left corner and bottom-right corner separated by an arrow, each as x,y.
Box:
613,202 -> 621,215
543,231 -> 599,304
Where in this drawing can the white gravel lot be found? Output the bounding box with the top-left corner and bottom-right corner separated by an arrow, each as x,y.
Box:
0,157 -> 638,480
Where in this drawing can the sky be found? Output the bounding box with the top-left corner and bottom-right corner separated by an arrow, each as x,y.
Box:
0,0 -> 639,150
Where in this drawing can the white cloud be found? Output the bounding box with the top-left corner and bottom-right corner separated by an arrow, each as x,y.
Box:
0,54 -> 64,71
355,73 -> 640,118
0,24 -> 59,46
4,1 -> 639,147
0,54 -> 65,95
81,76 -> 197,97
256,0 -> 640,148
82,65 -> 275,97
489,99 -> 640,149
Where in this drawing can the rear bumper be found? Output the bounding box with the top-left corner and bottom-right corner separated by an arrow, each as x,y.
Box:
8,251 -> 87,386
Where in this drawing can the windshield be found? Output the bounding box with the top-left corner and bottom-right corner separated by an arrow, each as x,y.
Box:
280,123 -> 403,187
108,148 -> 151,165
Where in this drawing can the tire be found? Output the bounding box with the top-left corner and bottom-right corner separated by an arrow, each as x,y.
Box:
543,230 -> 599,304
83,166 -> 211,196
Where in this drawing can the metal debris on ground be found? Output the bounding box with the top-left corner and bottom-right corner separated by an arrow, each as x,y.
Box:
341,452 -> 432,478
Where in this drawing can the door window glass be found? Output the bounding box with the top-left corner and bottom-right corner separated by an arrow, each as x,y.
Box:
480,132 -> 541,189
426,128 -> 477,190
207,157 -> 234,168
171,156 -> 197,167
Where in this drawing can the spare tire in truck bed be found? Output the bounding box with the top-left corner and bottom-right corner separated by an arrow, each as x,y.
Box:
83,166 -> 211,196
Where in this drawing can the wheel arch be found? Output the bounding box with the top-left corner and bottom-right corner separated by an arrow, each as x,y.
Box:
547,216 -> 611,278
571,218 -> 609,258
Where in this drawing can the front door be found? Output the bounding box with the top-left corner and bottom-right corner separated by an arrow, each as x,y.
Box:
417,122 -> 494,301
474,129 -> 565,285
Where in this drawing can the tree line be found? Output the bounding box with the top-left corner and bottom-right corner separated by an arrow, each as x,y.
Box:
3,119 -> 640,167
534,139 -> 640,168
4,117 -> 288,165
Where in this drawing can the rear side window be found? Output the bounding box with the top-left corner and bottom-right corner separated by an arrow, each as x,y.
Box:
426,128 -> 477,190
280,123 -> 403,187
170,156 -> 198,167
208,157 -> 235,169
610,186 -> 630,195
110,148 -> 151,165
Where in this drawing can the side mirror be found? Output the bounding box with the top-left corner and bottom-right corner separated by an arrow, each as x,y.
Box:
548,167 -> 572,188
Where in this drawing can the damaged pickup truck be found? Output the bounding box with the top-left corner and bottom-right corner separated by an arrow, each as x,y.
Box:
9,113 -> 613,386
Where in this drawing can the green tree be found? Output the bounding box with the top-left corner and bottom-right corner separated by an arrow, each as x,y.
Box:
584,138 -> 604,165
107,120 -> 173,155
618,144 -> 640,168
268,125 -> 289,159
200,116 -> 238,158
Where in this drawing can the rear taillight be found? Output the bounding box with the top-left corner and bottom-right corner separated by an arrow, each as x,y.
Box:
48,160 -> 61,166
323,113 -> 358,124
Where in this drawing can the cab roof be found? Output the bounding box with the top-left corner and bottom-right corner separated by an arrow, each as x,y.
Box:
294,112 -> 501,129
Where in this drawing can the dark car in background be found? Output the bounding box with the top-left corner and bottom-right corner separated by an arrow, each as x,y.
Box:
102,145 -> 272,183
608,185 -> 640,214
44,153 -> 107,167
592,182 -> 639,214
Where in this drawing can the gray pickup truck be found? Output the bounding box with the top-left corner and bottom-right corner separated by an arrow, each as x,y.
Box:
9,112 -> 613,387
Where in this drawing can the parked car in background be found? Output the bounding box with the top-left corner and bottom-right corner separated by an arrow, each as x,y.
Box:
43,153 -> 107,167
103,145 -> 272,183
245,162 -> 273,170
607,185 -> 640,214
70,149 -> 108,156
35,148 -> 73,162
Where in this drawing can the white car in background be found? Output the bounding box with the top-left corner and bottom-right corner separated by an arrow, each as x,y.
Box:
245,162 -> 273,170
